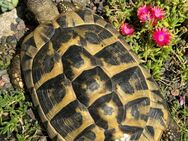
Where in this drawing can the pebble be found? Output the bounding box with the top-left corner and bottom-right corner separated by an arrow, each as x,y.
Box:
89,0 -> 107,14
0,8 -> 26,73
39,136 -> 48,141
0,70 -> 12,89
27,108 -> 36,120
0,9 -> 18,38
0,70 -> 7,76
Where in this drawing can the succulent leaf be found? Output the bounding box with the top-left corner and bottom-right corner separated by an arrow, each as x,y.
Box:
0,0 -> 19,12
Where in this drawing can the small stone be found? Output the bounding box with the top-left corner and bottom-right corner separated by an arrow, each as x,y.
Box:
10,23 -> 18,32
16,21 -> 26,30
27,108 -> 36,120
0,36 -> 7,44
6,36 -> 17,44
4,83 -> 12,89
0,79 -> 6,87
39,136 -> 48,141
0,70 -> 7,76
0,70 -> 12,89
0,9 -> 18,38
2,74 -> 10,83
15,18 -> 22,23
171,89 -> 180,96
15,30 -> 25,40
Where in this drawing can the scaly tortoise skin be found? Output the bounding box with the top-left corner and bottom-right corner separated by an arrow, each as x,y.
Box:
20,2 -> 170,141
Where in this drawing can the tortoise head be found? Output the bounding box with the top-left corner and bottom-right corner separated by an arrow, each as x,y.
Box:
26,0 -> 59,24
57,0 -> 90,13
27,0 -> 90,24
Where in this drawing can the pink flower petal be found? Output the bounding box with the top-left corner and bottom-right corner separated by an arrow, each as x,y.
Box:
152,28 -> 171,47
151,6 -> 165,20
120,23 -> 134,36
180,96 -> 185,106
137,5 -> 153,23
137,5 -> 151,16
137,5 -> 158,26
139,13 -> 153,22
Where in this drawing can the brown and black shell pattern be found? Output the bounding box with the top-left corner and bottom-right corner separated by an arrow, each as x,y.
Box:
21,9 -> 169,141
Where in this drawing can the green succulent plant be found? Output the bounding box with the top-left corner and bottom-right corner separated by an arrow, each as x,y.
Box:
0,0 -> 18,12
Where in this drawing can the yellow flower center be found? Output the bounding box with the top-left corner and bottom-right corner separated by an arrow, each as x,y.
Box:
159,35 -> 164,41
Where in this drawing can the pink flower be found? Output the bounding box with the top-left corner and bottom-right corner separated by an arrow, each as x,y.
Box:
180,96 -> 185,106
137,5 -> 151,17
151,6 -> 165,20
137,5 -> 165,25
120,23 -> 134,36
152,28 -> 171,47
137,5 -> 153,23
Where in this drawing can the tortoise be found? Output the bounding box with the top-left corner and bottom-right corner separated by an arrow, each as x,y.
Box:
9,0 -> 179,140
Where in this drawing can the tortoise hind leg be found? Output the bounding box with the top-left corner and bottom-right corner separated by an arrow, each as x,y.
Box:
8,53 -> 24,89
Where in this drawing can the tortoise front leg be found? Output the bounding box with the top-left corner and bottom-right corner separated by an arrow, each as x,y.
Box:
8,54 -> 24,89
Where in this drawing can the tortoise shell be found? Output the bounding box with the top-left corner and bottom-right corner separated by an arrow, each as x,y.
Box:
21,9 -> 169,141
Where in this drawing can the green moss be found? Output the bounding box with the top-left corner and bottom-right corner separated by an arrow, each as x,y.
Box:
171,100 -> 188,141
0,0 -> 19,13
0,88 -> 41,141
